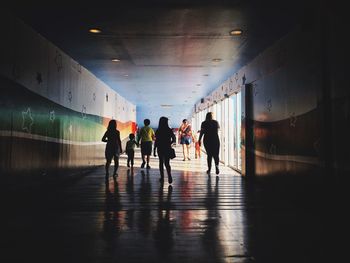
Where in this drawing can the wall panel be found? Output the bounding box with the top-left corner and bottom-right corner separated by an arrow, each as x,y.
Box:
0,11 -> 136,177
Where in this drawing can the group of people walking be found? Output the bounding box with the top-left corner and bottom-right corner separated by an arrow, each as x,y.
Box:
101,112 -> 220,184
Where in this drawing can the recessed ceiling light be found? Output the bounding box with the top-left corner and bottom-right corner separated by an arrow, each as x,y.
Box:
89,28 -> 102,34
203,74 -> 209,77
229,29 -> 243,36
212,58 -> 222,62
112,59 -> 120,62
124,74 -> 129,77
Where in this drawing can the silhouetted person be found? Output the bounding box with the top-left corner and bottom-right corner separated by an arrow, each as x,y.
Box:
125,133 -> 138,168
102,119 -> 122,181
178,119 -> 193,161
198,112 -> 220,175
137,119 -> 155,169
153,116 -> 176,184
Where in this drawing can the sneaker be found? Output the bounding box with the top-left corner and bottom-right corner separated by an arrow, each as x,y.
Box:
141,161 -> 145,168
206,170 -> 211,175
183,158 -> 186,161
146,165 -> 151,169
168,176 -> 173,184
187,157 -> 191,160
127,163 -> 130,167
215,166 -> 220,175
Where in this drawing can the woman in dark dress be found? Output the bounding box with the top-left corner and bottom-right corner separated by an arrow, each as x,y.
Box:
153,117 -> 176,184
198,112 -> 220,175
102,119 -> 122,181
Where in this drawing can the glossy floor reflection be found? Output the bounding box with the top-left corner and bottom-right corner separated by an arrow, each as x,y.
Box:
2,146 -> 326,263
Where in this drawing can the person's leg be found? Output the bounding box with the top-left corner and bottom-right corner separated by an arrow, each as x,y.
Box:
113,155 -> 119,177
207,153 -> 213,174
145,142 -> 151,168
146,155 -> 151,169
127,152 -> 131,167
105,154 -> 112,181
186,144 -> 191,160
141,155 -> 146,167
182,143 -> 186,161
164,157 -> 172,183
214,145 -> 220,174
105,160 -> 111,176
214,154 -> 220,174
130,151 -> 135,167
140,142 -> 146,167
159,155 -> 164,181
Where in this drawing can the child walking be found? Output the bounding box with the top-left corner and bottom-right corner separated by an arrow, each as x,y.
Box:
125,133 -> 138,168
102,120 -> 122,181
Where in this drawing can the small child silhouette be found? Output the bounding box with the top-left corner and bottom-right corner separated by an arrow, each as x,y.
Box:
125,133 -> 138,168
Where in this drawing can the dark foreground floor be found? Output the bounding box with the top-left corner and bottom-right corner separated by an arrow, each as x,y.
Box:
1,148 -> 331,263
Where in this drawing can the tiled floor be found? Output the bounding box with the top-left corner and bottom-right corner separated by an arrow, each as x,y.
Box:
1,146 -> 328,263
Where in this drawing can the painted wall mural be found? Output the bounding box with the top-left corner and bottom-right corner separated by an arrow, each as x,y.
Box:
0,11 -> 136,176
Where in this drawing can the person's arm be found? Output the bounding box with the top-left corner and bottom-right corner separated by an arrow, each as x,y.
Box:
102,131 -> 108,142
170,129 -> 176,145
153,132 -> 158,157
136,128 -> 142,145
151,128 -> 156,141
198,123 -> 204,146
178,124 -> 183,141
117,131 -> 122,153
188,125 -> 194,140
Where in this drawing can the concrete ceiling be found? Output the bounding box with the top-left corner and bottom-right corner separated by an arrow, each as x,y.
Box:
9,0 -> 309,127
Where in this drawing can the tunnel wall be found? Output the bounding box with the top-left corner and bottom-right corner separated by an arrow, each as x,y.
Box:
242,19 -> 323,177
194,5 -> 348,180
0,12 -> 137,176
241,6 -> 349,180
